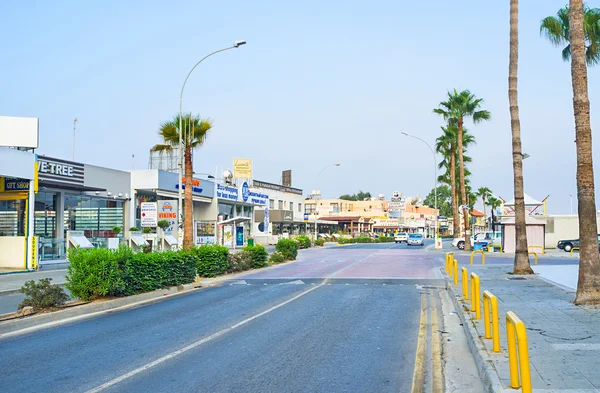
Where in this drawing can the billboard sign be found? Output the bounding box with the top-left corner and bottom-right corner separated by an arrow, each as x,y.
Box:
233,158 -> 253,179
141,202 -> 158,227
157,200 -> 178,232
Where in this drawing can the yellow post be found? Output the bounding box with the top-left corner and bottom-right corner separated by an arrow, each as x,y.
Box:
528,245 -> 544,256
470,250 -> 485,266
506,311 -> 532,393
462,268 -> 469,300
453,259 -> 459,285
570,247 -> 580,258
446,252 -> 454,273
487,243 -> 502,253
528,252 -> 538,265
483,291 -> 501,353
470,273 -> 480,319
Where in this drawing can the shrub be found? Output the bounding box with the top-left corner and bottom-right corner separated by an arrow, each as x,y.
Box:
296,236 -> 311,249
315,238 -> 325,247
66,246 -> 196,301
243,244 -> 268,268
377,236 -> 395,243
355,236 -> 374,243
276,238 -> 298,261
269,252 -> 286,264
66,247 -> 128,301
157,220 -> 170,229
228,251 -> 254,272
19,278 -> 69,311
112,226 -> 122,236
121,250 -> 196,295
191,245 -> 230,277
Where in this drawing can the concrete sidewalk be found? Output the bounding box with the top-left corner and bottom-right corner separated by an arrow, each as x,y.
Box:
0,268 -> 68,295
450,261 -> 600,391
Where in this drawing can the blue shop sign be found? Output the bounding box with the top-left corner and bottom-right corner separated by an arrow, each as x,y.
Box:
241,182 -> 249,202
217,184 -> 239,201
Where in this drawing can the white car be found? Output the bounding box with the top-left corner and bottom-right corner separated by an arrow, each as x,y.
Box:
407,233 -> 424,246
452,232 -> 502,250
394,232 -> 408,243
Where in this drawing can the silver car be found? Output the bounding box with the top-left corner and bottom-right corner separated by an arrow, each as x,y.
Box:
407,233 -> 424,246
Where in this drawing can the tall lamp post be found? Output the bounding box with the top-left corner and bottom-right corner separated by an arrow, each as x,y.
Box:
313,163 -> 341,241
401,132 -> 440,249
178,40 -> 246,244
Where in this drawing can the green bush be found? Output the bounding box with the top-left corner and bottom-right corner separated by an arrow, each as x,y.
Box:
276,238 -> 299,261
315,238 -> 325,246
228,251 -> 254,272
191,245 -> 230,277
66,246 -> 196,301
269,251 -> 286,264
296,236 -> 311,249
19,278 -> 69,311
66,247 -> 128,301
121,250 -> 196,295
337,236 -> 375,244
377,236 -> 395,243
243,244 -> 268,268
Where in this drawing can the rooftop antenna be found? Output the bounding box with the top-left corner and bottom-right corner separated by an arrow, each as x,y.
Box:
72,117 -> 78,161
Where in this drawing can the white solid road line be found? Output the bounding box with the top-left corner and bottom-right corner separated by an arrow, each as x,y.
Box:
84,282 -> 325,393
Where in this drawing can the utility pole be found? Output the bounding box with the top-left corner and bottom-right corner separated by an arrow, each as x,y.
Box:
72,118 -> 78,161
132,154 -> 135,170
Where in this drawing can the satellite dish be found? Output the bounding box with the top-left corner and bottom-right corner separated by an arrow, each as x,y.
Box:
223,170 -> 233,181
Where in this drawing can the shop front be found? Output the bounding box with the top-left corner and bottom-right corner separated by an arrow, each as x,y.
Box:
214,182 -> 268,247
34,157 -> 131,263
0,148 -> 37,270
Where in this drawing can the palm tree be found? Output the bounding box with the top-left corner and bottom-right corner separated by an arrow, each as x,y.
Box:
509,0 -> 533,275
152,113 -> 213,250
434,90 -> 491,251
487,196 -> 502,230
475,187 -> 493,228
540,4 -> 600,66
569,0 -> 600,304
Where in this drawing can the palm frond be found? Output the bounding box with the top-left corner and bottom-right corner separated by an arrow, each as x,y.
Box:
540,16 -> 568,46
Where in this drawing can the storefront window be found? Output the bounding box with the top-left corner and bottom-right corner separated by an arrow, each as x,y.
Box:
219,203 -> 233,220
64,194 -> 124,237
0,200 -> 26,236
34,192 -> 58,238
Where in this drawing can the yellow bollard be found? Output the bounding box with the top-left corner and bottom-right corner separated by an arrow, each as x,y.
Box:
462,268 -> 469,300
528,245 -> 544,256
453,259 -> 459,285
470,273 -> 481,319
469,250 -> 485,266
446,252 -> 454,273
506,311 -> 532,393
570,247 -> 580,258
528,252 -> 538,265
483,291 -> 501,353
487,243 -> 503,253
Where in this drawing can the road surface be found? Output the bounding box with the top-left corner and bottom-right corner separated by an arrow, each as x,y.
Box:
0,242 -> 450,393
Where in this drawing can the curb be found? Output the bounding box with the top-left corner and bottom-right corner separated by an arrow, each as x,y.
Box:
0,283 -> 201,338
444,273 -> 507,393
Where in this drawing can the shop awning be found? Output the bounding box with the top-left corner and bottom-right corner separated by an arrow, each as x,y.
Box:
220,216 -> 252,225
156,190 -> 212,203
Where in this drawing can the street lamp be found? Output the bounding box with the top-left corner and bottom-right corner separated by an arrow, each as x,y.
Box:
401,132 -> 439,248
178,41 -> 246,244
313,163 -> 341,241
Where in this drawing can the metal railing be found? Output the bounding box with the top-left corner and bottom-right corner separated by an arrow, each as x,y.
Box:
483,291 -> 501,353
528,252 -> 538,265
453,259 -> 459,285
470,273 -> 481,320
487,243 -> 503,253
445,252 -> 454,273
506,311 -> 532,393
462,267 -> 469,300
470,250 -> 485,266
528,245 -> 544,256
570,247 -> 580,257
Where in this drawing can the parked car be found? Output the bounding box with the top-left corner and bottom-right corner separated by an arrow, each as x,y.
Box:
407,233 -> 424,246
452,231 -> 502,250
557,235 -> 600,252
394,232 -> 408,243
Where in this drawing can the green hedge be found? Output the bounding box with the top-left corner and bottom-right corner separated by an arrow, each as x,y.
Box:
376,236 -> 395,243
243,244 -> 268,268
269,252 -> 286,264
338,236 -> 375,244
190,245 -> 230,277
66,246 -> 196,301
228,251 -> 254,272
315,238 -> 325,247
296,236 -> 311,249
276,238 -> 299,260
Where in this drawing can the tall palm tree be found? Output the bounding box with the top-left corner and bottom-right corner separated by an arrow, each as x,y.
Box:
434,90 -> 491,251
540,4 -> 600,66
475,187 -> 493,227
152,113 -> 213,250
436,126 -> 476,238
509,0 -> 533,275
487,196 -> 502,229
569,0 -> 600,304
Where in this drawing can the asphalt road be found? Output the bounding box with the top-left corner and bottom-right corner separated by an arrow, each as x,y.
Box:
0,243 -> 446,393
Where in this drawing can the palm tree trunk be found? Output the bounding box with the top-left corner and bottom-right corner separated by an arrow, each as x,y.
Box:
450,144 -> 460,238
482,196 -> 487,229
457,118 -> 471,251
570,0 -> 600,304
183,146 -> 194,250
509,0 -> 533,274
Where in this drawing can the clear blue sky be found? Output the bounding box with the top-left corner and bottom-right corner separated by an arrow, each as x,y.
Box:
1,0 -> 596,214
